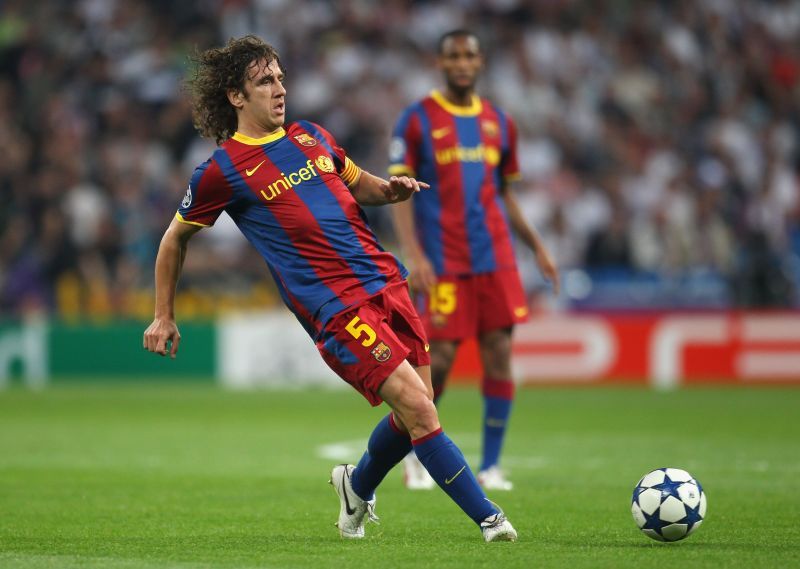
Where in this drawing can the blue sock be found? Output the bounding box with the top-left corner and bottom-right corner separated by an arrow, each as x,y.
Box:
351,414 -> 411,501
481,377 -> 514,471
413,429 -> 497,525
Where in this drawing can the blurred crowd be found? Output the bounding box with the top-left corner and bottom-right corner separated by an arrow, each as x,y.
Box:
0,0 -> 798,318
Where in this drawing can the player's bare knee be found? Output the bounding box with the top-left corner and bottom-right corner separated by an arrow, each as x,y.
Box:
402,385 -> 435,415
479,329 -> 512,377
405,397 -> 439,438
417,396 -> 438,422
483,355 -> 511,378
391,386 -> 438,434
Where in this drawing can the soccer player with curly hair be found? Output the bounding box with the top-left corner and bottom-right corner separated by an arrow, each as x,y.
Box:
143,35 -> 516,542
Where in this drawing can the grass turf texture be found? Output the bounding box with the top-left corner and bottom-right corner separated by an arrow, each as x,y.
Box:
0,385 -> 798,569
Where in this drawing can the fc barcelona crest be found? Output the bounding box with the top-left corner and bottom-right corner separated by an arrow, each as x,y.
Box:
481,120 -> 499,137
294,134 -> 318,147
371,342 -> 392,362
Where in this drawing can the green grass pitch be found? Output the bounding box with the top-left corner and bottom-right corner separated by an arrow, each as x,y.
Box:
1,384 -> 798,568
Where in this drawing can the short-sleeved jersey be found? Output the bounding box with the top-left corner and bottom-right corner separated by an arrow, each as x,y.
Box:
389,90 -> 521,276
177,121 -> 408,339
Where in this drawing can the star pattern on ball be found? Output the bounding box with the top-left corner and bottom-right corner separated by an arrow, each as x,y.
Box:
652,473 -> 685,501
640,507 -> 666,535
683,500 -> 703,530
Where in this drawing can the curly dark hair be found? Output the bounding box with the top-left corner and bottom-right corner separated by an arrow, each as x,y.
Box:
186,35 -> 283,145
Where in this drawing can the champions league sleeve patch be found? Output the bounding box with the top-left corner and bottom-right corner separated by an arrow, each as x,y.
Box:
389,137 -> 406,162
181,186 -> 192,208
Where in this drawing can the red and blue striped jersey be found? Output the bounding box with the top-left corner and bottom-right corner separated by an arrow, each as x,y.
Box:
177,121 -> 408,339
389,90 -> 521,276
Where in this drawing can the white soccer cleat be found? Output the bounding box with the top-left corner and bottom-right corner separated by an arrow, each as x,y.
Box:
403,452 -> 436,490
481,511 -> 518,542
329,464 -> 379,539
478,466 -> 513,491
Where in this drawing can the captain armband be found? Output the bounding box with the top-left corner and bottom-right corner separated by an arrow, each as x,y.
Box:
341,157 -> 362,187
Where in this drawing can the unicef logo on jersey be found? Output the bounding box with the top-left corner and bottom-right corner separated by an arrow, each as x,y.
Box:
389,137 -> 406,162
181,186 -> 192,208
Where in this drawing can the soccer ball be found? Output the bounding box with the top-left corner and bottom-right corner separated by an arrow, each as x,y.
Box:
631,467 -> 707,542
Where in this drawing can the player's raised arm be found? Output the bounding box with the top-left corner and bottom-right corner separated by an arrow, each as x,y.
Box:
501,184 -> 560,295
143,218 -> 203,358
349,171 -> 429,206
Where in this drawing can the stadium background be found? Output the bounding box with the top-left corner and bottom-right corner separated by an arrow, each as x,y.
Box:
0,0 -> 799,386
1,3 -> 800,568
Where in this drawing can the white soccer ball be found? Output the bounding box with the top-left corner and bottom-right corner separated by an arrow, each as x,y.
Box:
631,467 -> 707,542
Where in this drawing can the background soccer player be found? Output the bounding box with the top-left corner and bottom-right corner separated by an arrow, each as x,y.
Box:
389,29 -> 560,491
142,35 -> 517,542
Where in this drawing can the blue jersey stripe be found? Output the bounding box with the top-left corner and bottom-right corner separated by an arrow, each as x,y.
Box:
213,147 -> 346,328
494,106 -> 512,183
265,264 -> 316,338
493,108 -> 515,247
189,159 -> 211,190
179,159 -> 212,220
455,116 -> 497,272
390,106 -> 416,171
269,141 -> 388,296
413,107 -> 445,274
391,107 -> 415,140
495,106 -> 510,155
319,329 -> 359,365
355,207 -> 409,279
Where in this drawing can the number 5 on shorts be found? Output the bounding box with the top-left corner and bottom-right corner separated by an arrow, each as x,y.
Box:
345,315 -> 376,347
430,282 -> 456,315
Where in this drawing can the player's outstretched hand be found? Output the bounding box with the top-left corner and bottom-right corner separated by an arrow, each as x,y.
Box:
535,245 -> 561,296
382,176 -> 430,203
143,318 -> 181,359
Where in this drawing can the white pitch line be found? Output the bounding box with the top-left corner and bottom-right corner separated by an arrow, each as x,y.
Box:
317,439 -> 367,461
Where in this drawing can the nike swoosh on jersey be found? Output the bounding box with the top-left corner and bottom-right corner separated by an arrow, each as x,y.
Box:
245,160 -> 266,176
445,465 -> 466,485
342,469 -> 357,515
431,127 -> 451,140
